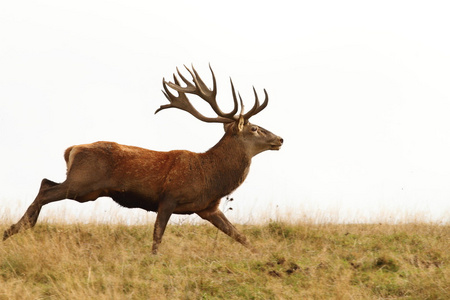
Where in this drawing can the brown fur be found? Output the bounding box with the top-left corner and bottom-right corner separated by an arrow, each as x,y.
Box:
3,122 -> 282,253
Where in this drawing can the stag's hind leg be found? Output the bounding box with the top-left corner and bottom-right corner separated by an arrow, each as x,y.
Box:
3,178 -> 75,240
197,208 -> 255,252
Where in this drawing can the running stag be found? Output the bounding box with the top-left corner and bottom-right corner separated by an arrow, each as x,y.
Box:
3,65 -> 283,253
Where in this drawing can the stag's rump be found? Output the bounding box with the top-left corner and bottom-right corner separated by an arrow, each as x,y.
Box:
62,142 -> 168,206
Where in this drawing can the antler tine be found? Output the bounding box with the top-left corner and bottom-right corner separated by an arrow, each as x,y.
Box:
172,73 -> 182,88
164,68 -> 195,93
228,78 -> 239,118
190,65 -> 217,100
242,87 -> 260,119
176,67 -> 196,91
242,87 -> 269,120
254,89 -> 269,115
238,93 -> 245,115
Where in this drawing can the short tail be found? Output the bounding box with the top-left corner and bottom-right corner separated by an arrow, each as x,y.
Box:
64,146 -> 75,174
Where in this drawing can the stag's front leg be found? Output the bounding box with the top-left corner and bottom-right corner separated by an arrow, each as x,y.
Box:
197,208 -> 255,252
3,179 -> 60,240
151,200 -> 176,254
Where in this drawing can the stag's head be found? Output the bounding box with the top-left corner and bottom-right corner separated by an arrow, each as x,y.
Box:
155,65 -> 283,157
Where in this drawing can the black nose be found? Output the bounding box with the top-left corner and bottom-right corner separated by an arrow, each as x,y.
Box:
279,137 -> 284,145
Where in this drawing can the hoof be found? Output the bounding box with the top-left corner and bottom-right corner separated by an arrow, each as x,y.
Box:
3,230 -> 11,241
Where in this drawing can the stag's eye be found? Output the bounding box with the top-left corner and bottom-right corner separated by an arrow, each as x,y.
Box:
251,126 -> 258,132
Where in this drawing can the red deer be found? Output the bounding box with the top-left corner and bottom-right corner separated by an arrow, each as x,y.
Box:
3,65 -> 283,253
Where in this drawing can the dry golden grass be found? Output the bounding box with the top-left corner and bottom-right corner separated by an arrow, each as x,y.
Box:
1,219 -> 449,299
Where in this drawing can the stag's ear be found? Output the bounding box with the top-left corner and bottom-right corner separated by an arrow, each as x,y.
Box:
223,122 -> 234,132
237,115 -> 244,132
223,121 -> 243,134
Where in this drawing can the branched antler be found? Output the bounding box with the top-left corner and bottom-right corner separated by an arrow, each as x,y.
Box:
155,65 -> 269,123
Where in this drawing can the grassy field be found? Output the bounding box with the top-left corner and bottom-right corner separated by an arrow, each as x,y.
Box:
1,219 -> 449,299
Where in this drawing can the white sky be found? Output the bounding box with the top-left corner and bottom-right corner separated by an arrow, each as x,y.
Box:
1,1 -> 449,224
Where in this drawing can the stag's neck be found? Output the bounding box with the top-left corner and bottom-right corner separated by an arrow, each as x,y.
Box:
200,132 -> 252,196
206,131 -> 252,166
